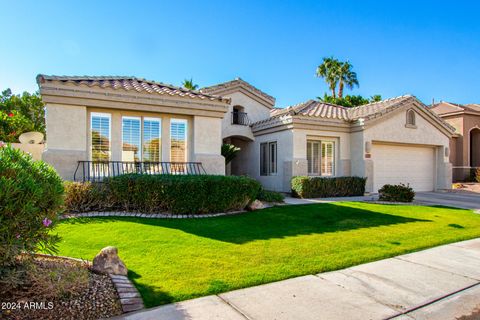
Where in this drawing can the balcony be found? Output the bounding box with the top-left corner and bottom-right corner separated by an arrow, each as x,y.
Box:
231,111 -> 250,126
73,161 -> 206,182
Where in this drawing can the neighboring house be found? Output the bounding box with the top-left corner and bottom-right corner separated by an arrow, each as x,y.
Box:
430,102 -> 480,181
38,75 -> 454,193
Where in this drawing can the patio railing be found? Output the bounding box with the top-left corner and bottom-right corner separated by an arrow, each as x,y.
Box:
73,161 -> 207,182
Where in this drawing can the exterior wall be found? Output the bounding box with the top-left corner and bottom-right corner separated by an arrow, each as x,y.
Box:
249,130 -> 294,192
462,114 -> 480,166
11,143 -> 45,161
221,91 -> 271,141
193,116 -> 224,174
42,104 -> 88,180
43,104 -> 225,179
363,107 -> 451,192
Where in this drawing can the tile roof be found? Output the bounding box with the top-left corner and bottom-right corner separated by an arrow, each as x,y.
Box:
253,95 -> 455,133
431,101 -> 480,115
200,78 -> 276,106
36,75 -> 230,103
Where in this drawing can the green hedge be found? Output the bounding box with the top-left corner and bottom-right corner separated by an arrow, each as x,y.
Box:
65,174 -> 261,215
291,176 -> 367,198
257,189 -> 285,203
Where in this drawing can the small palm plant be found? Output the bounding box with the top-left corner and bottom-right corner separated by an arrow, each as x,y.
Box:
221,143 -> 240,164
182,78 -> 199,90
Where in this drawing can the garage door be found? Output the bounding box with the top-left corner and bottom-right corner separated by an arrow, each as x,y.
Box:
372,144 -> 435,192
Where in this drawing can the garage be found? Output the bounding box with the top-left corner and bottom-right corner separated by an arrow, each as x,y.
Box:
372,143 -> 435,192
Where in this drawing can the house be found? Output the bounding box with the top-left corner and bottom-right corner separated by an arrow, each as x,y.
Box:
37,75 -> 454,193
430,102 -> 480,181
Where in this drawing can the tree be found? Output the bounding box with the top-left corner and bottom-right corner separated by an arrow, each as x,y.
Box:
0,89 -> 45,137
221,143 -> 240,164
182,78 -> 199,90
318,94 -> 382,108
316,57 -> 341,98
337,61 -> 358,99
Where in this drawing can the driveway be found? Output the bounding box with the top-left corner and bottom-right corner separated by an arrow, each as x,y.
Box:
415,192 -> 480,210
116,238 -> 480,320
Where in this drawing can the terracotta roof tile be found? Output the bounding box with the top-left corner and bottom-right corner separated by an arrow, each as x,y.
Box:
200,78 -> 275,106
36,75 -> 229,103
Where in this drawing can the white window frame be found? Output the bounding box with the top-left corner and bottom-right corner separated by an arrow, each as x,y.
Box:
307,140 -> 335,177
143,117 -> 162,162
170,118 -> 188,162
90,112 -> 111,161
122,116 -> 142,162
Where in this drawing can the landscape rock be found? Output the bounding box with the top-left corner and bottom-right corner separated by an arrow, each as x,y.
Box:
247,199 -> 266,211
92,246 -> 128,276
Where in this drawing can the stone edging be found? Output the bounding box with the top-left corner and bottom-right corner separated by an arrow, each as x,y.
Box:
109,274 -> 144,313
59,210 -> 246,220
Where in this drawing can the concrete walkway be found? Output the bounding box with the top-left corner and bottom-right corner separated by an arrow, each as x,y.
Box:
283,195 -> 376,205
116,238 -> 480,320
414,192 -> 480,210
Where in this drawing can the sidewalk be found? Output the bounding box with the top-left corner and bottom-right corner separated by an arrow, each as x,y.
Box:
116,238 -> 480,320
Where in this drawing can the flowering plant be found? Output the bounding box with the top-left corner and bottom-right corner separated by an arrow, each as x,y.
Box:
0,110 -> 35,142
0,145 -> 64,288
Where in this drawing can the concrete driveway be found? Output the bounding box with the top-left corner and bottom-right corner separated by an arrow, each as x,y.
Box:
415,192 -> 480,210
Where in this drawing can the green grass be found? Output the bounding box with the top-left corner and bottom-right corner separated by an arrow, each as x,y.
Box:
53,202 -> 480,307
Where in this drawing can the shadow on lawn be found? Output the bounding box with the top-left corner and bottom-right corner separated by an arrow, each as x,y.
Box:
128,270 -> 175,308
62,203 -> 432,244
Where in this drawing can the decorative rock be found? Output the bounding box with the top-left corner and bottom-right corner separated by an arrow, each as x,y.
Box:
247,199 -> 266,211
92,246 -> 128,276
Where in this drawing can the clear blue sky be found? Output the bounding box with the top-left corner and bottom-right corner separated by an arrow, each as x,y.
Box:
1,1 -> 479,108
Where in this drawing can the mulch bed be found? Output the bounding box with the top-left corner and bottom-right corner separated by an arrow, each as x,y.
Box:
0,256 -> 123,320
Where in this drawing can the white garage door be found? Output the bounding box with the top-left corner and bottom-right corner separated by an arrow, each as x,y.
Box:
372,144 -> 435,192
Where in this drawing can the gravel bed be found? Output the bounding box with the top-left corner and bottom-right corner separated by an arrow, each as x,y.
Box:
1,256 -> 123,320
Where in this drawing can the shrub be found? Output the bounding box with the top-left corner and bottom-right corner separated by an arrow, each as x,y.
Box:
0,110 -> 35,142
476,168 -> 480,183
291,176 -> 367,198
378,183 -> 415,202
65,174 -> 262,215
257,189 -> 285,203
0,145 -> 64,288
64,181 -> 112,213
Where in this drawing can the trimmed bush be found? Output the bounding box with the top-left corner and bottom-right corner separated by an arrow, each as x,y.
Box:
291,176 -> 367,198
63,181 -> 112,213
378,184 -> 415,202
0,145 -> 64,287
65,174 -> 262,215
257,189 -> 285,203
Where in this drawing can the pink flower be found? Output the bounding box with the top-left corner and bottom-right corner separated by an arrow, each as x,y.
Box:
16,234 -> 20,239
8,112 -> 13,117
0,141 -> 4,148
42,218 -> 52,227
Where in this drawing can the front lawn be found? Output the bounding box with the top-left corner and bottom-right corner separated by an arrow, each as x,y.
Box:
53,203 -> 480,307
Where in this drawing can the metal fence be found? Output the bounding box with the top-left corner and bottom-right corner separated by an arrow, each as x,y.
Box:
73,161 -> 207,182
231,111 -> 251,126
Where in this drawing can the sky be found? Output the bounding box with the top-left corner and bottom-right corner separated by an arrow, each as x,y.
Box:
1,0 -> 479,108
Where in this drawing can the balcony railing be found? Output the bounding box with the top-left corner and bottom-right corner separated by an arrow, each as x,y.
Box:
73,161 -> 207,182
231,111 -> 250,126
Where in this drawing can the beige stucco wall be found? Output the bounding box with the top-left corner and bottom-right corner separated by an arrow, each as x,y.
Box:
362,107 -> 451,192
220,91 -> 271,141
43,103 -> 225,179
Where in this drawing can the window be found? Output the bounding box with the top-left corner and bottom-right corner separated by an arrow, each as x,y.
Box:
143,118 -> 161,162
307,140 -> 335,176
170,119 -> 187,162
260,141 -> 277,175
406,109 -> 416,127
91,113 -> 111,161
122,117 -> 141,161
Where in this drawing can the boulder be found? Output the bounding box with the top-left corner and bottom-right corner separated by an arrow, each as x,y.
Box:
246,199 -> 266,211
92,246 -> 128,275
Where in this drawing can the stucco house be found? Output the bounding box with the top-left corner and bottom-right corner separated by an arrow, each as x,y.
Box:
37,75 -> 454,194
430,102 -> 480,181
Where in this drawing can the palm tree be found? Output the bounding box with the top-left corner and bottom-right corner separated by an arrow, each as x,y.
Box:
182,78 -> 199,90
337,61 -> 359,99
316,57 -> 341,98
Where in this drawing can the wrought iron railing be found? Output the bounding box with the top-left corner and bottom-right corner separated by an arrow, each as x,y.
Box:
231,111 -> 250,126
73,161 -> 207,182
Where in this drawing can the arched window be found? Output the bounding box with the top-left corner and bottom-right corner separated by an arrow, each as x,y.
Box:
406,109 -> 416,127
